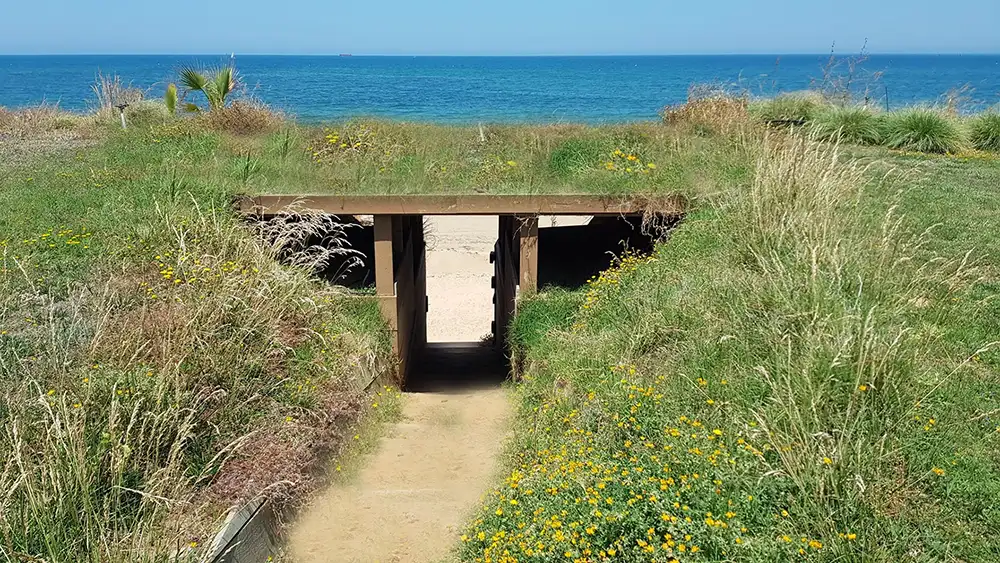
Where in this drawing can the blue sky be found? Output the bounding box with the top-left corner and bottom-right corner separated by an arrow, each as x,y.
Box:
2,0 -> 998,55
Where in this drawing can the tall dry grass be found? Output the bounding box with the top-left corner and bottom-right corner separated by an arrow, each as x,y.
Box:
479,106 -> 988,559
0,203 -> 387,562
0,105 -> 86,138
199,99 -> 283,135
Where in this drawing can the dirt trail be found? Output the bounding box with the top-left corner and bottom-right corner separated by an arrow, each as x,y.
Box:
288,216 -> 511,563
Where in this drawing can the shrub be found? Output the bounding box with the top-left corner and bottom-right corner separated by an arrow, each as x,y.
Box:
125,100 -> 172,128
0,105 -> 84,137
92,72 -> 144,111
809,106 -> 883,145
199,99 -> 283,135
882,108 -> 965,153
92,72 -> 145,124
749,93 -> 825,124
661,95 -> 750,136
968,112 -> 1000,152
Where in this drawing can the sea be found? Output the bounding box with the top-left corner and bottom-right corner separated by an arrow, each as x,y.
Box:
1,55 -> 998,123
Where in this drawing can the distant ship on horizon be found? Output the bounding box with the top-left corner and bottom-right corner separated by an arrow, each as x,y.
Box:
339,53 -> 353,57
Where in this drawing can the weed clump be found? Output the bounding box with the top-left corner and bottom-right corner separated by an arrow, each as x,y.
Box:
549,138 -> 608,176
881,108 -> 964,153
809,106 -> 883,145
125,100 -> 172,128
968,111 -> 1000,152
0,105 -> 84,138
200,99 -> 283,135
661,95 -> 749,136
749,93 -> 825,123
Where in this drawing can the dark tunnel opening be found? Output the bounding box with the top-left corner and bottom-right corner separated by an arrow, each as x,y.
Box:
534,214 -> 678,289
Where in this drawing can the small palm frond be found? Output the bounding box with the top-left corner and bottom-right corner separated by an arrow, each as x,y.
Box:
182,102 -> 202,113
215,67 -> 236,96
202,80 -> 222,110
179,68 -> 209,93
212,66 -> 238,109
164,83 -> 178,115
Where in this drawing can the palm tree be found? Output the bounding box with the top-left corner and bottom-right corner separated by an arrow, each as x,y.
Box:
178,66 -> 238,112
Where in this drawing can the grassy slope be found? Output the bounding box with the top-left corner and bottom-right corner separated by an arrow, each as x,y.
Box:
0,108 -> 743,562
462,135 -> 999,561
251,120 -> 746,196
0,122 -> 394,561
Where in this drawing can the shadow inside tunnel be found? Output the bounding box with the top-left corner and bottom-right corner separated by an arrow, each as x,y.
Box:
405,342 -> 509,393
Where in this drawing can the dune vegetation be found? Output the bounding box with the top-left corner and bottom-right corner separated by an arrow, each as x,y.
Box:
750,92 -> 1000,154
0,89 -> 397,562
1,71 -> 999,562
461,103 -> 1000,561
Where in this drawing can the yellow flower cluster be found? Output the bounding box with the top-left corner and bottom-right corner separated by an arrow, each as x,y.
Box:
138,246 -> 261,302
309,126 -> 382,164
573,251 -> 654,331
13,227 -> 92,250
460,367 -> 767,562
603,149 -> 657,175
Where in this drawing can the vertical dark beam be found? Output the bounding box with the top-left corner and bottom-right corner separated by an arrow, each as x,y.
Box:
394,217 -> 416,383
494,215 -> 518,351
518,215 -> 539,295
373,214 -> 398,353
412,215 -> 427,348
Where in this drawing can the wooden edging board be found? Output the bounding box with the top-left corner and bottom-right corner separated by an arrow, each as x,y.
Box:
236,194 -> 687,216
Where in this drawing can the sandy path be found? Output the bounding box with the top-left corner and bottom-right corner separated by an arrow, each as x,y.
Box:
424,216 -> 498,343
287,216 -> 510,563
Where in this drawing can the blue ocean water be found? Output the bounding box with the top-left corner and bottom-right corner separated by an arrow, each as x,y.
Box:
1,55 -> 998,123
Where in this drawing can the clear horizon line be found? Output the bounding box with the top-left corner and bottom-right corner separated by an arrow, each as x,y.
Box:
2,51 -> 999,57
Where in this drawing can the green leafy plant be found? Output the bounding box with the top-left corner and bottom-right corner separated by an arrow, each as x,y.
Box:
882,108 -> 965,153
164,83 -> 178,115
179,66 -> 238,112
969,112 -> 1000,152
809,106 -> 883,145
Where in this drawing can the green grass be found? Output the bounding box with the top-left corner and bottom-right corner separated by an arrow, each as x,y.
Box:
750,96 -> 1000,157
262,120 -> 746,196
460,128 -> 1000,561
749,93 -> 826,123
809,105 -> 883,145
0,107 -> 747,561
876,108 -> 964,154
0,120 -> 394,562
969,112 -> 1000,152
5,95 -> 998,562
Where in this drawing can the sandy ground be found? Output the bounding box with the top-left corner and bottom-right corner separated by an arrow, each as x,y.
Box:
287,389 -> 510,563
422,215 -> 589,343
287,216 -> 512,563
424,216 -> 498,343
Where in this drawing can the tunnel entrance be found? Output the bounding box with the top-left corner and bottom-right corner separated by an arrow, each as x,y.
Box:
239,194 -> 685,388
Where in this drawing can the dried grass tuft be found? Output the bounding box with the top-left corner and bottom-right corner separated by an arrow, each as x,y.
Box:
199,99 -> 284,135
661,95 -> 750,137
0,105 -> 85,138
